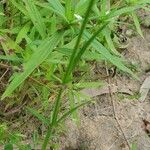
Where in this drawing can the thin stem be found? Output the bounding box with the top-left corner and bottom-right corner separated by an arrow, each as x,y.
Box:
42,88 -> 63,150
42,125 -> 53,150
42,0 -> 96,149
57,99 -> 93,124
51,88 -> 63,125
63,0 -> 96,84
72,22 -> 108,70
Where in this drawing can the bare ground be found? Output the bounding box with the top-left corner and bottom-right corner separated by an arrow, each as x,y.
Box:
60,27 -> 150,150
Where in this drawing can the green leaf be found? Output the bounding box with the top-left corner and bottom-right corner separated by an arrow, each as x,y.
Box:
0,4 -> 5,27
16,23 -> 31,44
1,32 -> 63,99
58,48 -> 105,61
26,107 -> 49,125
4,143 -> 13,150
74,81 -> 105,89
24,0 -> 46,39
65,0 -> 75,22
106,5 -> 141,20
57,99 -> 93,123
83,30 -> 138,79
131,143 -> 137,150
45,51 -> 66,64
135,0 -> 150,4
68,89 -> 79,122
132,12 -> 144,38
47,0 -> 66,19
0,34 -> 24,54
101,0 -> 107,16
103,28 -> 121,56
0,55 -> 23,62
35,1 -> 66,20
11,0 -> 28,16
76,0 -> 90,15
50,15 -> 57,34
63,0 -> 96,83
0,12 -> 4,16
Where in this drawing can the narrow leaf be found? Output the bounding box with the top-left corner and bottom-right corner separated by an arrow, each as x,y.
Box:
47,0 -> 66,19
25,0 -> 46,38
2,32 -> 63,99
16,23 -> 31,44
132,12 -> 144,38
106,5 -> 141,20
65,0 -> 74,22
83,30 -> 138,79
26,107 -> 49,125
11,0 -> 28,16
103,28 -> 121,55
57,99 -> 93,123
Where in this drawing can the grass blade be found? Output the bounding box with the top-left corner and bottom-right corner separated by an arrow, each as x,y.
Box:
0,55 -> 23,62
36,1 -> 66,20
101,0 -> 107,16
106,5 -> 141,20
76,0 -> 90,15
57,99 -> 93,123
71,23 -> 108,71
16,23 -> 31,44
132,12 -> 144,38
1,32 -> 63,99
47,0 -> 65,19
74,81 -> 104,89
26,107 -> 49,125
103,27 -> 121,55
24,0 -> 46,39
65,0 -> 74,22
83,30 -> 138,79
63,0 -> 96,83
11,0 -> 28,16
68,89 -> 79,122
42,88 -> 63,150
0,34 -> 24,54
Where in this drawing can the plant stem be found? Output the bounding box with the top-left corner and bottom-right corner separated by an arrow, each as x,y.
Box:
42,0 -> 96,149
63,0 -> 96,84
42,88 -> 63,150
42,126 -> 53,150
51,88 -> 63,125
72,22 -> 108,70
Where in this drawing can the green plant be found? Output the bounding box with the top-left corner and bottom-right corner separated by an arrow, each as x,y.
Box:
0,0 -> 149,149
131,143 -> 137,150
0,123 -> 31,150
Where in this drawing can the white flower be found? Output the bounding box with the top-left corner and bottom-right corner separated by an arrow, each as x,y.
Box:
74,14 -> 83,21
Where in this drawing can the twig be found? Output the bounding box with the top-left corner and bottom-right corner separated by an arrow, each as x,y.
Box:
0,62 -> 12,69
105,62 -> 131,150
0,68 -> 9,82
29,76 -> 50,90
